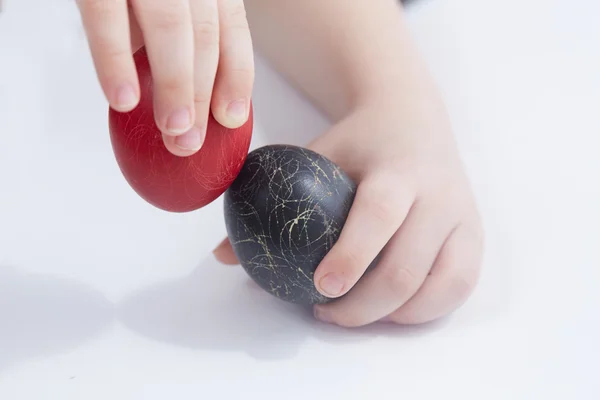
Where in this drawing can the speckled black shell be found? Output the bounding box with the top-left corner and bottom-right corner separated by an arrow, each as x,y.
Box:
223,144 -> 357,305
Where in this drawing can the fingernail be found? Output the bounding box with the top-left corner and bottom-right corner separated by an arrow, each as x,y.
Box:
319,273 -> 345,297
313,306 -> 332,323
115,84 -> 138,110
174,126 -> 203,151
167,107 -> 193,134
226,99 -> 247,125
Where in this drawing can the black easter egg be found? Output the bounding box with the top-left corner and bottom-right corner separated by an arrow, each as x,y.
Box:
223,144 -> 357,305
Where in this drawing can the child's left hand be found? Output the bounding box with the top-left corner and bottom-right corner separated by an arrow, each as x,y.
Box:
214,95 -> 484,327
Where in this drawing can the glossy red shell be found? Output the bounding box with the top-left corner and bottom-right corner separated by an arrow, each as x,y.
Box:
108,48 -> 253,212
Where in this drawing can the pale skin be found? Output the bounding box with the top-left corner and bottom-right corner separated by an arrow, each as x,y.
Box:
78,0 -> 484,327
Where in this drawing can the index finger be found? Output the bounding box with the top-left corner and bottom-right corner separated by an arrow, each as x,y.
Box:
77,0 -> 140,111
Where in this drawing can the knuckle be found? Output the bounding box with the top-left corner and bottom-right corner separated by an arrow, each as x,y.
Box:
223,4 -> 250,31
359,176 -> 409,223
95,39 -> 129,60
321,247 -> 365,288
193,92 -> 212,108
359,192 -> 395,226
218,68 -> 255,95
227,3 -> 248,20
332,246 -> 363,273
227,67 -> 255,80
154,14 -> 181,32
155,75 -> 188,96
192,19 -> 220,47
78,0 -> 117,14
382,265 -> 418,296
145,4 -> 187,32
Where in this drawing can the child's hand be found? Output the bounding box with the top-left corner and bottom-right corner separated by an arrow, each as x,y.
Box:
77,0 -> 254,155
214,96 -> 484,327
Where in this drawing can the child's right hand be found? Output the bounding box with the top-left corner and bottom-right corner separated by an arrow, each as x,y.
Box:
76,0 -> 255,156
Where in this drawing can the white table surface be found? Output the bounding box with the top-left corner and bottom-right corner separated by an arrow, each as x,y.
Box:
1,0 -> 598,398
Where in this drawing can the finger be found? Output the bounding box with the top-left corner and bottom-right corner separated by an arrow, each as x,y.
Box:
314,201 -> 456,327
384,222 -> 484,325
77,0 -> 139,112
128,8 -> 144,52
211,0 -> 254,129
163,0 -> 221,155
213,238 -> 240,265
131,0 -> 197,142
312,172 -> 415,299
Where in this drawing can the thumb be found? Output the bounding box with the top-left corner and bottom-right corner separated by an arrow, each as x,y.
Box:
212,237 -> 239,265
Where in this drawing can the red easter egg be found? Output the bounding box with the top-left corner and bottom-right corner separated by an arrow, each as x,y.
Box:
108,47 -> 253,212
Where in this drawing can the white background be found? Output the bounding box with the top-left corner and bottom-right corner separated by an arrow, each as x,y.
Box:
0,0 -> 599,398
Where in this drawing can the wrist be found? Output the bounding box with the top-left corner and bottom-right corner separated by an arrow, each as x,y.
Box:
340,34 -> 440,120
349,65 -> 443,119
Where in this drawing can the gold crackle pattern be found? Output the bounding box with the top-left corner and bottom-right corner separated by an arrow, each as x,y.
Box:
224,145 -> 357,305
